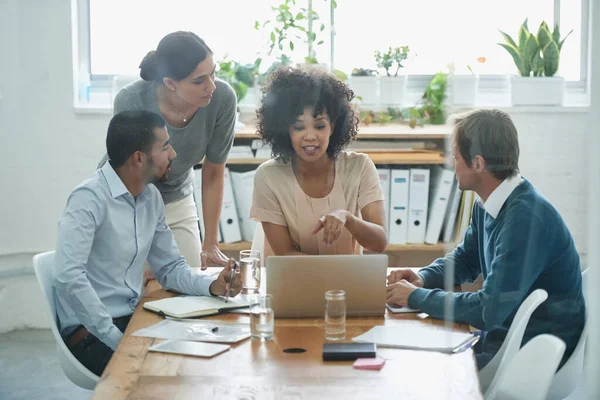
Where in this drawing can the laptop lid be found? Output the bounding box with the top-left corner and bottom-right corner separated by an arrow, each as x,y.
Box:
266,254 -> 388,318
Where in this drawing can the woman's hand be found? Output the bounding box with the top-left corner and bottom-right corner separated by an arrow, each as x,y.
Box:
201,242 -> 229,269
311,210 -> 350,247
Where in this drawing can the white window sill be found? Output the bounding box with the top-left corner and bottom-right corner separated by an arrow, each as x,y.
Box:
74,86 -> 591,116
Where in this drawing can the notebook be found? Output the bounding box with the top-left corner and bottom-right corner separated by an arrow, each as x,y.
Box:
143,295 -> 249,318
149,340 -> 230,357
352,324 -> 478,354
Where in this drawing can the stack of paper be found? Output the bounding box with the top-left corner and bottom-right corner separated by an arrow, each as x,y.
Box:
352,324 -> 477,353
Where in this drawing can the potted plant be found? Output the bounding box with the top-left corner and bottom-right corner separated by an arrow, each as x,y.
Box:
375,46 -> 410,105
498,18 -> 572,106
449,57 -> 485,106
350,68 -> 378,105
234,58 -> 262,108
403,72 -> 447,126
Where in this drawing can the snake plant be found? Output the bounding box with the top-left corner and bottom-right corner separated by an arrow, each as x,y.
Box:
498,18 -> 572,77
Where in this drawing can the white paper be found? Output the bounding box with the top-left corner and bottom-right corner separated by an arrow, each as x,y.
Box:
133,319 -> 251,343
352,323 -> 474,353
386,304 -> 419,313
149,340 -> 231,357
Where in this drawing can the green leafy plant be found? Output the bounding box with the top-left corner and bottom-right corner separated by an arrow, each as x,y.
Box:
255,0 -> 335,64
217,57 -> 262,103
374,46 -> 410,76
498,18 -> 573,77
401,72 -> 447,126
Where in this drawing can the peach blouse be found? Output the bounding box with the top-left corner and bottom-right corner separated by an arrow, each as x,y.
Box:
250,151 -> 384,256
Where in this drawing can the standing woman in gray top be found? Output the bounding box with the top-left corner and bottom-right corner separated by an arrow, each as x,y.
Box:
98,31 -> 237,269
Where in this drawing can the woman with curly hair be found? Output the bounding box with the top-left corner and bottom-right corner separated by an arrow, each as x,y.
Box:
250,66 -> 388,256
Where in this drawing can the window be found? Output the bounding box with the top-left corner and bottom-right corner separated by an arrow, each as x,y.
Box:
334,0 -> 583,81
76,0 -> 588,107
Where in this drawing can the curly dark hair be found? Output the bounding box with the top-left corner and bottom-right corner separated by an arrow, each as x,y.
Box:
256,66 -> 359,162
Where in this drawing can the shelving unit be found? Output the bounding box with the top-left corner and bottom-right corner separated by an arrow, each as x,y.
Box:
209,122 -> 454,268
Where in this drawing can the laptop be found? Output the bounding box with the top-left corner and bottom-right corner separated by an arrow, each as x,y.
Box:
266,254 -> 388,318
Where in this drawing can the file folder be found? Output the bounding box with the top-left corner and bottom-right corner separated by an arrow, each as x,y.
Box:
442,180 -> 462,243
230,170 -> 257,242
425,167 -> 455,244
219,168 -> 242,243
376,168 -> 391,229
388,169 -> 410,245
407,168 -> 430,244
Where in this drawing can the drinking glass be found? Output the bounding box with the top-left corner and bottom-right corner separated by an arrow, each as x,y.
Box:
250,294 -> 274,340
239,250 -> 261,294
325,290 -> 346,341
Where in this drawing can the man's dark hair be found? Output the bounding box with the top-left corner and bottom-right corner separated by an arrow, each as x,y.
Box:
256,66 -> 359,162
106,111 -> 166,168
452,108 -> 520,180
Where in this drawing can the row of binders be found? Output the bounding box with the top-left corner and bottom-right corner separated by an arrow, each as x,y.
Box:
192,166 -> 476,246
378,166 -> 475,246
193,168 -> 257,244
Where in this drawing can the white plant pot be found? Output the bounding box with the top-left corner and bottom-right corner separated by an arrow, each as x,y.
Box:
379,75 -> 406,105
450,75 -> 479,106
350,76 -> 379,105
510,75 -> 565,106
239,86 -> 258,107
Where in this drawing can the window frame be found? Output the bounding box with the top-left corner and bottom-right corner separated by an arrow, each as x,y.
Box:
72,0 -> 591,110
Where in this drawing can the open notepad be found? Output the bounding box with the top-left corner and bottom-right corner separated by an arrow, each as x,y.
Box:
352,324 -> 478,354
143,295 -> 249,318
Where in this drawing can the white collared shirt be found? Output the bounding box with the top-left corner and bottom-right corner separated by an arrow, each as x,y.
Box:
54,163 -> 216,350
478,173 -> 523,219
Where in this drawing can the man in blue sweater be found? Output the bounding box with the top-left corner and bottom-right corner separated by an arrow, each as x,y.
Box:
386,108 -> 585,369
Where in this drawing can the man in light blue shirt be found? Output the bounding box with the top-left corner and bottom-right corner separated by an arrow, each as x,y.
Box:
54,110 -> 241,376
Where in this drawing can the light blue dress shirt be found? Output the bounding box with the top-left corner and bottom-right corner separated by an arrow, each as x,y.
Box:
54,163 -> 216,350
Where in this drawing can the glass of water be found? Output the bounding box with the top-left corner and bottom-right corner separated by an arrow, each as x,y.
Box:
239,250 -> 261,294
325,290 -> 346,341
250,294 -> 274,340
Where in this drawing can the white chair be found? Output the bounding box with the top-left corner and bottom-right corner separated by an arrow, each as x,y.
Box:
32,251 -> 99,390
485,334 -> 566,400
546,268 -> 590,399
479,289 -> 549,393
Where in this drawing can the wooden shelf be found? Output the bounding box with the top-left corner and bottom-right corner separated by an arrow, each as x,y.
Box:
235,123 -> 451,140
219,241 -> 449,253
201,151 -> 446,166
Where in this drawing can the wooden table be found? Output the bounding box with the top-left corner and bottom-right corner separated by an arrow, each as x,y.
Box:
93,280 -> 482,400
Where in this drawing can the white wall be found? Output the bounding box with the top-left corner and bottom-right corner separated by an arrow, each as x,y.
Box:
0,0 -> 596,333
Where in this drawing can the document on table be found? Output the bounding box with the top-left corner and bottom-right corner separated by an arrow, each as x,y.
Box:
133,319 -> 251,343
352,323 -> 478,353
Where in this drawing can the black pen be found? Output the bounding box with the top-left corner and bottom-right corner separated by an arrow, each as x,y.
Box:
225,261 -> 238,303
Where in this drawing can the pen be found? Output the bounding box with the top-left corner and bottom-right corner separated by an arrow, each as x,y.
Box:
225,261 -> 238,303
452,334 -> 481,354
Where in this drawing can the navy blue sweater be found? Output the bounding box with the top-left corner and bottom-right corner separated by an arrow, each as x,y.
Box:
408,178 -> 585,367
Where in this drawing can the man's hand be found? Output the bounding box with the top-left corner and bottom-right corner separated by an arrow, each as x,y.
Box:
386,280 -> 418,307
209,258 -> 242,297
201,242 -> 229,269
387,268 -> 424,288
311,210 -> 349,247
